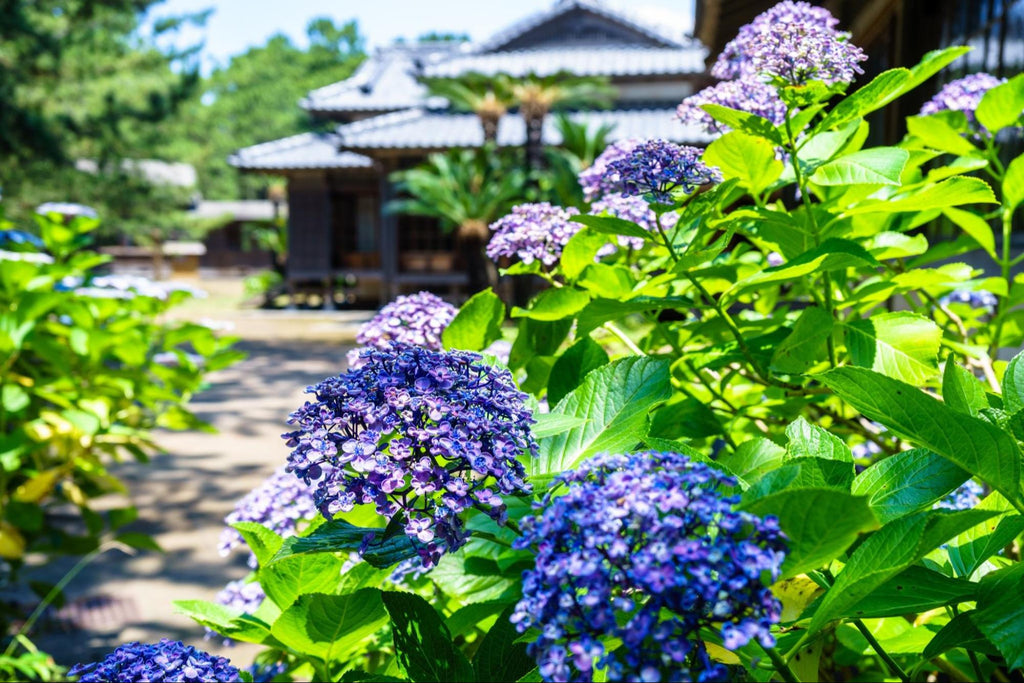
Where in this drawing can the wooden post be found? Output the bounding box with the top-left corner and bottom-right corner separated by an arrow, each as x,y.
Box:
378,160 -> 399,304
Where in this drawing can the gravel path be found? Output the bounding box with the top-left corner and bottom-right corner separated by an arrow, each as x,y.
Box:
28,330 -> 358,668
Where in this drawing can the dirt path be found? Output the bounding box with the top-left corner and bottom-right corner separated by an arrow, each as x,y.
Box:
29,330 -> 360,668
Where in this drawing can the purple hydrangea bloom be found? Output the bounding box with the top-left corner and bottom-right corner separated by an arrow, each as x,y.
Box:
69,639 -> 241,682
511,451 -> 786,683
283,344 -> 536,570
219,467 -> 318,568
712,1 -> 852,81
920,73 -> 1006,131
940,288 -> 998,313
605,140 -> 721,203
934,480 -> 985,511
347,291 -> 457,368
486,203 -> 581,267
743,22 -> 866,87
206,579 -> 266,644
579,139 -> 642,202
676,79 -> 787,134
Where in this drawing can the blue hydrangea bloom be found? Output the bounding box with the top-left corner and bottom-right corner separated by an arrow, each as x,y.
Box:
512,451 -> 786,683
283,344 -> 536,569
934,480 -> 985,511
486,203 -> 581,267
347,291 -> 457,368
0,229 -> 45,249
676,78 -> 787,134
578,138 -> 642,202
219,467 -> 318,568
69,639 -> 241,682
921,73 -> 1006,132
940,288 -> 998,314
604,140 -> 721,203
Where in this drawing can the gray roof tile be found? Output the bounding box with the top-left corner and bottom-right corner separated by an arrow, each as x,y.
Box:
228,132 -> 374,171
422,46 -> 706,79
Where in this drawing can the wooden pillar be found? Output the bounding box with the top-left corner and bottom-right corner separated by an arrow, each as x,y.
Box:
377,160 -> 399,304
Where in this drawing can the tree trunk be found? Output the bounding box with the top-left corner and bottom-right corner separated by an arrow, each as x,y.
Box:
481,114 -> 499,144
458,220 -> 495,294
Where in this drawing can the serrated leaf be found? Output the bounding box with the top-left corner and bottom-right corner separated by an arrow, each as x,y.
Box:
810,147 -> 909,186
443,289 -> 505,352
726,238 -> 877,301
1004,154 -> 1024,212
529,357 -> 671,476
547,336 -> 609,407
175,599 -> 276,646
846,177 -> 997,215
907,115 -> 979,156
843,312 -> 942,384
530,413 -> 588,439
560,228 -> 608,280
576,296 -> 692,336
700,103 -> 784,144
820,367 -> 1024,507
269,519 -> 418,569
844,566 -> 978,619
852,448 -> 970,524
785,417 -> 852,462
816,69 -> 911,132
272,590 -> 387,664
770,307 -> 833,374
703,131 -> 783,195
511,287 -> 590,322
570,214 -> 651,241
946,491 -> 1024,578
383,591 -> 475,682
943,207 -> 997,260
473,605 -> 535,683
260,553 -> 345,610
942,362 -> 988,417
976,72 -> 1024,134
1003,348 -> 1024,414
231,522 -> 284,567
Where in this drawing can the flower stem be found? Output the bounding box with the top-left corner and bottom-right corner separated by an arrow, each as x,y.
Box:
603,321 -> 645,356
760,642 -> 800,683
853,620 -> 910,683
988,207 -> 1014,360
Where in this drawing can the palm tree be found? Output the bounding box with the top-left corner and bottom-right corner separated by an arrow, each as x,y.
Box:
390,148 -> 525,293
509,72 -> 615,176
541,114 -> 616,208
422,72 -> 515,143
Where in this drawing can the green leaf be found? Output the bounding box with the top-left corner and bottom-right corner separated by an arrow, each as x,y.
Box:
442,289 -> 505,352
976,72 -> 1024,134
770,307 -> 833,374
560,228 -> 608,280
942,362 -> 989,417
720,437 -> 785,483
906,115 -> 979,156
742,488 -> 877,579
114,532 -> 162,552
846,177 -> 997,215
272,590 -> 387,664
703,131 -> 783,195
867,231 -> 929,260
1,385 -> 29,413
472,605 -> 535,683
547,336 -> 609,407
260,553 -> 346,611
785,417 -> 852,462
905,47 -> 973,92
269,519 -> 418,569
577,263 -> 634,299
843,312 -> 942,384
852,448 -> 970,524
231,522 -> 284,567
946,492 -> 1024,578
576,296 -> 692,336
808,509 -> 999,636
530,413 -> 588,439
700,103 -> 784,144
810,148 -> 909,186
923,612 -> 999,660
727,238 -> 878,301
383,591 -> 475,682
570,213 -> 651,241
844,565 -> 978,619
1005,154 -> 1024,213
943,207 -> 997,260
174,599 -> 275,646
1003,348 -> 1024,415
430,553 -> 518,605
970,563 -> 1024,669
529,357 -> 671,476
820,367 -> 1024,507
816,69 -> 911,132
511,287 -> 590,322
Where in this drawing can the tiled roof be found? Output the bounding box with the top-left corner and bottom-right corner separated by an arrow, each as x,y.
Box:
301,44 -> 456,113
336,107 -> 711,150
228,133 -> 374,171
422,46 -> 705,79
475,0 -> 687,51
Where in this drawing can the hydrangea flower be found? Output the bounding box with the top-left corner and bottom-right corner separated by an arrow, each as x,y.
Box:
0,229 -> 45,249
347,291 -> 457,368
934,480 -> 985,510
604,140 -> 721,203
589,194 -> 679,255
283,344 -> 536,570
219,467 -> 318,568
206,579 -> 266,644
920,73 -> 1006,132
59,274 -> 207,300
676,79 -> 787,134
0,249 -> 53,265
579,139 -> 642,201
940,288 -> 998,313
69,639 -> 241,682
712,2 -> 864,86
512,451 -> 786,683
486,203 -> 581,267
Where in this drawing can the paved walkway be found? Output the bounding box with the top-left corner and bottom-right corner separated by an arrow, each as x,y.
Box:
30,329 -> 358,667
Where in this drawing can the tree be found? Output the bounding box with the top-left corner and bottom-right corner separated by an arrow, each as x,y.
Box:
390,148 -> 525,292
509,72 -> 615,176
423,73 -> 515,144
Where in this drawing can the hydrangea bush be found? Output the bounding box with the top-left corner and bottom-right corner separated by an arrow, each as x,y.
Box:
161,3 -> 1024,682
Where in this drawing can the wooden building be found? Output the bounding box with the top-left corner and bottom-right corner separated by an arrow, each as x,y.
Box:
230,0 -> 713,305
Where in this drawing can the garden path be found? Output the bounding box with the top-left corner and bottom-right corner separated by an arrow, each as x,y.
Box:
28,299 -> 366,669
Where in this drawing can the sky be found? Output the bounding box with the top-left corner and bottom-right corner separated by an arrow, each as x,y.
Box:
152,0 -> 696,71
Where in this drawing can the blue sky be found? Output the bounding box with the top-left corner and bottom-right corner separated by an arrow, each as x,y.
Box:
152,0 -> 696,71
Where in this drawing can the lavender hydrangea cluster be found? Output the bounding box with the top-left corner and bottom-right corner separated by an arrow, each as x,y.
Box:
283,344 -> 536,569
604,140 -> 721,204
934,480 -> 985,511
676,79 -> 787,134
711,1 -> 865,86
590,194 -> 677,254
219,467 -> 318,568
69,639 -> 240,682
579,138 -> 641,201
511,451 -> 786,683
347,291 -> 457,368
486,203 -> 581,267
940,288 -> 998,314
920,73 -> 1006,131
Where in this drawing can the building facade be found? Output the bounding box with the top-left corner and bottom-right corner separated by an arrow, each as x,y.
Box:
230,0 -> 711,305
